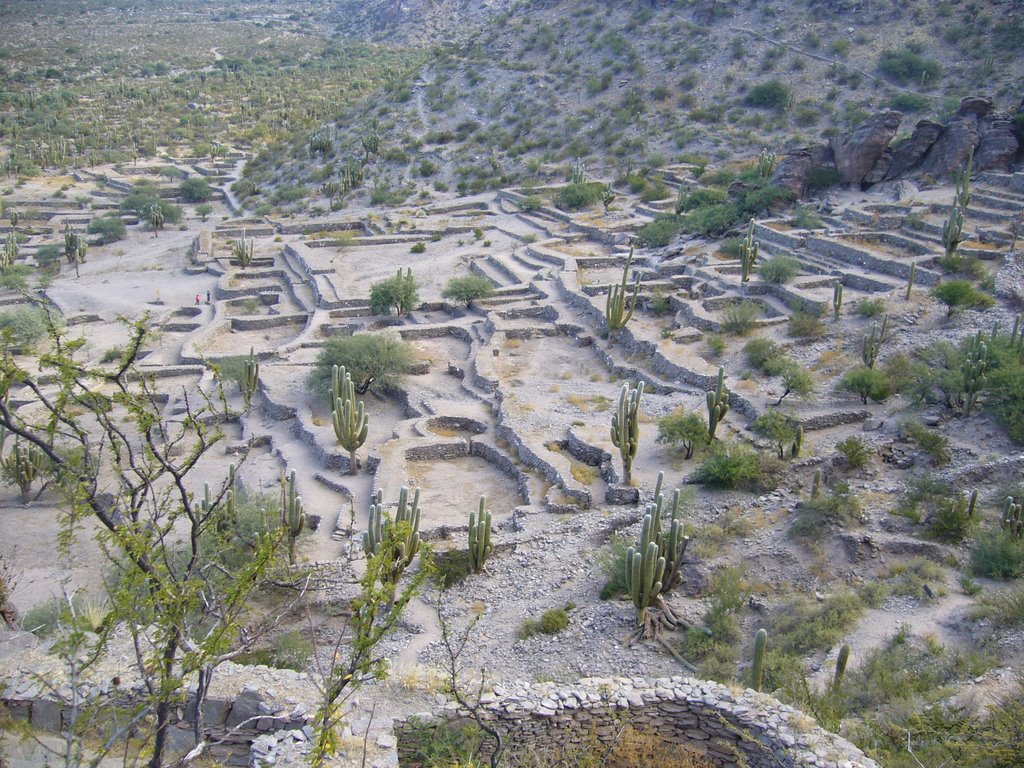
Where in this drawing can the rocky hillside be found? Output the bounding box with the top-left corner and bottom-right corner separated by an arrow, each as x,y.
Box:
239,0 -> 1024,215
326,0 -> 515,43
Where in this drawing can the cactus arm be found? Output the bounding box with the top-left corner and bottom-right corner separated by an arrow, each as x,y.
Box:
706,367 -> 730,440
468,496 -> 493,573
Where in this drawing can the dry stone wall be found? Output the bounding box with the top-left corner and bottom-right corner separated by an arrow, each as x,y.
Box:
395,676 -> 877,768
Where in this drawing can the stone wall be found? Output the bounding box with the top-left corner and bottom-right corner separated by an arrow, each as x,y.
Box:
394,676 -> 876,768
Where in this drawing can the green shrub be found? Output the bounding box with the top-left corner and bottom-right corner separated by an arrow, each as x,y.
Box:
898,418 -> 950,465
791,483 -> 863,537
178,177 -> 214,202
878,48 -> 942,85
927,493 -> 977,543
720,302 -> 759,335
793,206 -> 823,229
0,307 -> 49,348
598,537 -> 630,599
788,310 -> 825,339
410,242 -> 426,254
743,80 -> 791,110
759,255 -> 800,284
836,436 -> 872,470
769,592 -> 864,655
636,215 -> 685,247
677,187 -> 728,212
0,265 -> 31,291
657,408 -> 708,460
87,215 -> 126,244
441,275 -> 494,307
971,531 -> 1024,579
855,298 -> 886,318
369,271 -> 418,315
120,186 -> 182,223
971,583 -> 1024,629
519,607 -> 570,638
705,333 -> 726,357
743,338 -> 780,370
891,93 -> 931,112
695,442 -> 769,490
555,182 -> 604,211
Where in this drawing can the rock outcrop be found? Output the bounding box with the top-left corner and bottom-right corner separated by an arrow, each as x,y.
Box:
918,97 -> 990,179
832,109 -> 903,188
884,119 -> 943,180
976,111 -> 1020,172
771,144 -> 834,198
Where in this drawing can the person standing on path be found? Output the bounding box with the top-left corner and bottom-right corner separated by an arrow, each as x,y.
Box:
206,290 -> 211,304
195,294 -> 201,306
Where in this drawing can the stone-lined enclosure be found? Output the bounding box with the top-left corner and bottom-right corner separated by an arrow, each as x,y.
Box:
395,676 -> 876,768
4,148 -> 1024,767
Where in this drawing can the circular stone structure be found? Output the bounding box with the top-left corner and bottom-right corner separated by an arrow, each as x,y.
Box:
395,676 -> 877,768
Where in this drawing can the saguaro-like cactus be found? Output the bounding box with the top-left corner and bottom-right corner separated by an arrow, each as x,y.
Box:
148,204 -> 165,236
570,157 -> 586,185
810,468 -> 822,500
1002,496 -> 1023,539
739,219 -> 759,283
280,470 -> 305,565
605,247 -> 639,347
1,232 -> 17,271
706,367 -> 729,440
757,148 -> 777,179
332,365 -> 368,475
468,496 -> 493,574
960,330 -> 988,417
232,229 -> 254,268
1009,313 -> 1024,355
649,472 -> 690,595
832,282 -> 843,320
601,183 -> 616,214
862,315 -> 888,369
610,380 -> 644,485
791,426 -> 804,459
955,147 -> 973,210
833,644 -> 851,691
906,262 -> 916,301
3,441 -> 47,503
363,486 -> 422,580
942,200 -> 964,259
625,511 -> 666,627
751,628 -> 768,692
241,346 -> 259,411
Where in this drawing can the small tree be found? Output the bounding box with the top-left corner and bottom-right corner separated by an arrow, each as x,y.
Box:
839,366 -> 890,404
933,280 -> 995,317
87,215 -> 126,244
656,408 -> 707,459
776,361 -> 815,405
310,332 -> 416,396
369,268 -> 418,315
179,177 -> 214,202
752,411 -> 799,459
442,274 -> 494,307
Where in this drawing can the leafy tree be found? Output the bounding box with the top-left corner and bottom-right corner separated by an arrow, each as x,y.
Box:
776,361 -> 815,405
179,177 -> 214,202
752,411 -> 799,459
743,80 -> 792,110
119,185 -> 182,224
839,366 -> 890,404
195,203 -> 214,221
310,333 -> 416,396
759,255 -> 801,284
0,313 -> 287,767
87,214 -> 126,244
932,280 -> 995,317
369,268 -> 418,316
656,408 -> 707,459
442,274 -> 495,307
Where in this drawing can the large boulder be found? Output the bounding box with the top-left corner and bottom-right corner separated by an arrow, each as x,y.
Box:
832,109 -> 903,188
918,115 -> 981,179
884,119 -> 943,180
956,95 -> 994,119
770,144 -> 834,198
863,148 -> 893,186
976,112 -> 1020,172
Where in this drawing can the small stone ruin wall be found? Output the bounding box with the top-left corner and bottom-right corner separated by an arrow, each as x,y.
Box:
395,676 -> 877,768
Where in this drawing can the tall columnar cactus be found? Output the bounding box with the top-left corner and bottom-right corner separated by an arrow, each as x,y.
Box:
648,472 -> 690,595
960,330 -> 988,417
1001,496 -> 1023,539
967,489 -> 978,519
148,204 -> 165,236
1,232 -> 16,271
751,628 -> 768,692
363,486 -> 422,594
757,148 -> 777,179
739,219 -> 759,283
332,365 -> 368,476
280,470 -> 305,565
601,183 -> 616,214
942,200 -> 964,259
906,262 -> 916,301
833,644 -> 851,691
241,346 -> 259,411
832,282 -> 843,320
955,146 -> 973,210
810,468 -> 822,500
791,426 -> 804,459
605,247 -> 639,347
2,441 -> 47,503
468,496 -> 493,574
862,315 -> 888,369
1009,313 -> 1024,355
232,229 -> 254,268
624,510 -> 666,627
706,367 -> 729,440
610,380 -> 644,485
570,157 -> 586,185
